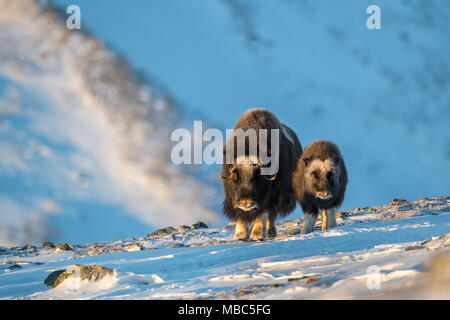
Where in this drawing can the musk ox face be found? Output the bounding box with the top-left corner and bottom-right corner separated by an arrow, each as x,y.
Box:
221,156 -> 276,215
304,157 -> 339,201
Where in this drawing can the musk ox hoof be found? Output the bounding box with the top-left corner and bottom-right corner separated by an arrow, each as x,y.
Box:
249,230 -> 266,241
249,235 -> 265,241
234,232 -> 249,241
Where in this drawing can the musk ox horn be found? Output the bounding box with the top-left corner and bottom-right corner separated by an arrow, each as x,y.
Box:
219,168 -> 235,180
219,173 -> 232,180
264,174 -> 277,181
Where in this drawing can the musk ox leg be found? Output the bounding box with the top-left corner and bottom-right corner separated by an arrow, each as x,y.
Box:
250,212 -> 268,241
301,213 -> 317,234
325,207 -> 338,229
321,209 -> 327,231
266,213 -> 277,238
234,218 -> 249,240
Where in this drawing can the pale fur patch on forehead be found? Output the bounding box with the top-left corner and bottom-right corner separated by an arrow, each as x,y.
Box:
306,158 -> 335,174
235,155 -> 261,166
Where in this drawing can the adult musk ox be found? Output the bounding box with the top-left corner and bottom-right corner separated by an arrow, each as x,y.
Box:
292,140 -> 347,234
220,109 -> 302,241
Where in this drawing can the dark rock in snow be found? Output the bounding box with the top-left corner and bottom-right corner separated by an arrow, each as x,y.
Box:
147,227 -> 176,237
55,243 -> 73,251
43,241 -> 55,248
0,263 -> 22,271
21,245 -> 37,252
44,270 -> 65,287
191,221 -> 208,229
44,264 -> 114,288
177,225 -> 190,232
166,243 -> 186,248
405,245 -> 425,251
390,199 -> 407,205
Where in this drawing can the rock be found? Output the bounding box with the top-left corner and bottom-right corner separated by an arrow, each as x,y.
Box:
147,227 -> 176,237
199,240 -> 226,247
405,245 -> 425,251
125,244 -> 143,252
305,277 -> 319,286
0,246 -> 9,255
44,264 -> 114,288
21,245 -> 37,252
55,243 -> 73,251
177,225 -> 190,232
166,243 -> 186,248
0,263 -> 22,271
42,241 -> 55,248
389,199 -> 407,205
274,229 -> 301,240
235,283 -> 283,297
191,221 -> 208,229
336,211 -> 351,219
44,270 -> 65,287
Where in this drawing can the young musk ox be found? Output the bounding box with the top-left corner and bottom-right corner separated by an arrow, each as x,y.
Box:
292,140 -> 347,234
220,109 -> 302,241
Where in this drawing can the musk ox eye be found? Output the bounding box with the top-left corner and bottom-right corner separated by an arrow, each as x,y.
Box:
311,171 -> 319,180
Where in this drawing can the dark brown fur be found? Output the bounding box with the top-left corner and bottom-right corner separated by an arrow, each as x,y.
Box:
221,109 -> 302,225
292,140 -> 347,215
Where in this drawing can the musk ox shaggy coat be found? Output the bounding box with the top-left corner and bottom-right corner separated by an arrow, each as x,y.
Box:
221,109 -> 302,241
292,140 -> 347,234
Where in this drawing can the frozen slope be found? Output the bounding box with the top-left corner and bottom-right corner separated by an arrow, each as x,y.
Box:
0,0 -> 221,247
0,197 -> 449,299
1,0 -> 449,247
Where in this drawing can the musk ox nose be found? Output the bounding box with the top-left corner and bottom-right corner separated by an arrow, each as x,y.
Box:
236,199 -> 259,212
316,191 -> 332,200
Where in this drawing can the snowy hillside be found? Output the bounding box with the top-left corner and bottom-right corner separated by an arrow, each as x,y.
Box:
1,0 -> 449,248
0,0 -> 221,247
0,197 -> 449,299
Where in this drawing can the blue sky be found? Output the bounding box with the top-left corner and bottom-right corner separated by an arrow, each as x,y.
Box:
52,0 -> 384,126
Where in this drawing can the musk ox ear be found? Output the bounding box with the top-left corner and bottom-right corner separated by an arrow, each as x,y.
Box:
302,157 -> 312,167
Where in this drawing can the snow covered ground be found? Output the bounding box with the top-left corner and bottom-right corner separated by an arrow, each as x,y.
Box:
1,197 -> 449,300
1,0 -> 450,247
